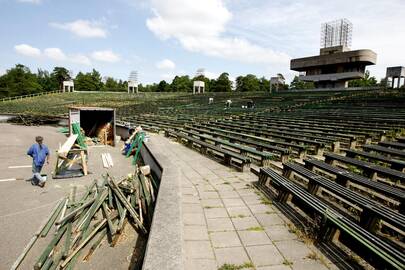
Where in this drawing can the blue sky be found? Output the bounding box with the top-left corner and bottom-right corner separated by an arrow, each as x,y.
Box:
0,0 -> 404,84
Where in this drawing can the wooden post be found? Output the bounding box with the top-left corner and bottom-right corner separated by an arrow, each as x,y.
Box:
81,151 -> 88,176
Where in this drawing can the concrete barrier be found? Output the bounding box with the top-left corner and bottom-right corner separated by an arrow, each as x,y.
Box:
141,142 -> 183,270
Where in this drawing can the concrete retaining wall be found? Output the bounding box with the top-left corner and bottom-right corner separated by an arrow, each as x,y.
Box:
141,141 -> 183,270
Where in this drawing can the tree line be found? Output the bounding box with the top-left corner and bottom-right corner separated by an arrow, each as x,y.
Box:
0,64 -> 380,98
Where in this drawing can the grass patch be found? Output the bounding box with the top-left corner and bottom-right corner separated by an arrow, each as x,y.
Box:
218,262 -> 254,270
282,259 -> 293,266
231,214 -> 247,218
306,251 -> 318,260
247,226 -> 264,231
260,197 -> 272,205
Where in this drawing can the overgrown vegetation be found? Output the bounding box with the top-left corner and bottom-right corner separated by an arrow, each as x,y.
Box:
218,262 -> 254,270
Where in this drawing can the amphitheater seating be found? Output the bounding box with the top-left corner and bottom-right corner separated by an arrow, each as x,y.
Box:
175,128 -> 276,166
378,141 -> 405,151
257,167 -> 405,270
193,124 -> 308,157
304,158 -> 405,213
324,152 -> 405,184
164,129 -> 251,171
283,162 -> 405,233
363,145 -> 405,159
345,149 -> 405,171
200,122 -> 325,155
181,126 -> 291,161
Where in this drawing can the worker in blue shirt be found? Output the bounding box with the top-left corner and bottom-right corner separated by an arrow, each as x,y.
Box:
27,136 -> 50,187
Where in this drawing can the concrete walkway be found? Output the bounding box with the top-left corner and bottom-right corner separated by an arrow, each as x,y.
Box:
147,134 -> 333,270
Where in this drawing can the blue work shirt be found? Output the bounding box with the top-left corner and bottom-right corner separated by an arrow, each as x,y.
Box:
27,144 -> 49,167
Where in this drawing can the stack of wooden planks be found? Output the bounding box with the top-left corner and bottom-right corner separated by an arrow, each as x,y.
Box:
12,172 -> 157,270
54,134 -> 88,179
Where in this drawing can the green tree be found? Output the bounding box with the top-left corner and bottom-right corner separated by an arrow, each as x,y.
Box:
259,77 -> 270,92
348,70 -> 377,87
0,64 -> 42,97
235,74 -> 260,92
213,73 -> 232,92
51,67 -> 71,90
289,76 -> 314,90
157,80 -> 171,92
74,69 -> 103,91
104,77 -> 118,90
37,69 -> 58,92
171,75 -> 191,92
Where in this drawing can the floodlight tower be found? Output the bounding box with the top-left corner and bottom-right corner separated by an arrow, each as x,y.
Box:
128,71 -> 138,94
321,18 -> 352,49
193,68 -> 205,94
290,18 -> 376,89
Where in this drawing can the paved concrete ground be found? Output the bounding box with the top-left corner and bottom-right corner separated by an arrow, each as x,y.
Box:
147,134 -> 333,270
0,123 -> 143,269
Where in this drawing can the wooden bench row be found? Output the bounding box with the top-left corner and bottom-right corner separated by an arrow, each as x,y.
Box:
164,130 -> 251,171
220,119 -> 358,149
283,162 -> 405,234
304,158 -> 405,214
201,122 -> 325,155
175,128 -> 277,166
363,144 -> 405,160
193,123 -> 308,157
181,126 -> 292,161
324,152 -> 405,185
257,168 -> 405,270
345,149 -> 405,172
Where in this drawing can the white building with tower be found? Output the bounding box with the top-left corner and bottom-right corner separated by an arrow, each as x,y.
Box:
128,71 -> 138,94
270,74 -> 285,92
62,80 -> 74,92
193,68 -> 205,94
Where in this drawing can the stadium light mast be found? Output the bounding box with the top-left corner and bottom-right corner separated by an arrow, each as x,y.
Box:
193,68 -> 205,94
128,71 -> 138,94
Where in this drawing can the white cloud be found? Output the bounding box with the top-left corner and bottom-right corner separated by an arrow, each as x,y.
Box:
156,59 -> 175,69
50,20 -> 107,38
160,73 -> 174,81
14,44 -> 41,57
91,50 -> 121,62
146,0 -> 290,65
14,44 -> 91,65
232,0 -> 405,81
70,54 -> 91,65
204,71 -> 218,80
44,48 -> 66,61
17,0 -> 41,4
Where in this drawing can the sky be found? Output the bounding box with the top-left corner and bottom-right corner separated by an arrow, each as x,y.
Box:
0,0 -> 404,84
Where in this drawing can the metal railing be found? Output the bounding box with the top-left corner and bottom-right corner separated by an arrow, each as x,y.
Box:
1,90 -> 63,102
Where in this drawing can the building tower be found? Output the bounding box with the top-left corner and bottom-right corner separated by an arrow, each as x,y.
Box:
290,19 -> 377,89
386,66 -> 405,89
270,74 -> 285,93
193,68 -> 205,94
128,71 -> 138,94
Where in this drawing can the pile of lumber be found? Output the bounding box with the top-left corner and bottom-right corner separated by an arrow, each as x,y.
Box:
54,134 -> 88,179
96,123 -> 113,145
12,171 -> 157,270
8,115 -> 61,126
